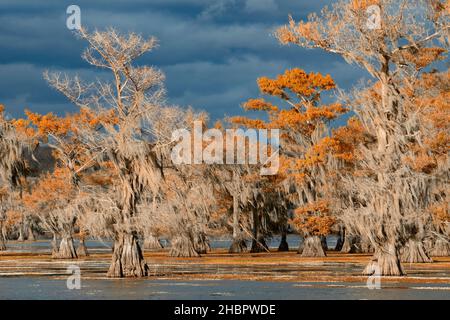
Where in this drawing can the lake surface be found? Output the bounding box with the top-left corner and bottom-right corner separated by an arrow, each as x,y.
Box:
1,236 -> 449,300
0,278 -> 449,300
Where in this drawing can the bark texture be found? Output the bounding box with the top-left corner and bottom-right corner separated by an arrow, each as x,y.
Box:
320,235 -> 328,251
17,227 -> 24,242
229,238 -> 247,253
430,238 -> 450,257
401,239 -> 432,263
0,235 -> 6,251
361,238 -> 375,253
57,236 -> 78,259
143,234 -> 163,251
249,207 -> 268,253
334,231 -> 344,251
301,236 -> 326,257
51,234 -> 59,257
0,221 -> 6,251
76,237 -> 89,257
27,226 -> 35,241
193,232 -> 210,254
363,244 -> 404,276
278,231 -> 289,252
229,192 -> 247,253
341,235 -> 362,253
108,232 -> 148,277
169,234 -> 200,257
297,238 -> 304,254
250,236 -> 269,253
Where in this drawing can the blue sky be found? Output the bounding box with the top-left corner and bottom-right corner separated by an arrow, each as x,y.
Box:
0,0 -> 365,122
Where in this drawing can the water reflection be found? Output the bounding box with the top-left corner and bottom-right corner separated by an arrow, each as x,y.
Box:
0,278 -> 448,300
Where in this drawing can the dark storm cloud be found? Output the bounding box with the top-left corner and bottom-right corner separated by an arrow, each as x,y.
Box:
0,0 -> 366,121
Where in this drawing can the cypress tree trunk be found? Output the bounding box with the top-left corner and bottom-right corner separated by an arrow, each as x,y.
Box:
17,226 -> 24,242
229,194 -> 247,253
143,233 -> 163,251
334,227 -> 344,251
297,237 -> 304,254
401,239 -> 432,263
251,236 -> 269,253
0,237 -> 5,251
229,238 -> 247,253
51,233 -> 59,257
0,221 -> 6,251
430,238 -> 450,257
340,235 -> 351,253
361,238 -> 375,253
57,236 -> 78,259
363,243 -> 404,276
335,237 -> 343,251
250,208 -> 268,253
278,229 -> 289,252
77,236 -> 89,257
108,231 -> 148,277
27,226 -> 35,241
169,234 -> 200,257
320,235 -> 328,251
341,235 -> 362,253
301,236 -> 326,257
194,231 -> 210,255
424,238 -> 433,253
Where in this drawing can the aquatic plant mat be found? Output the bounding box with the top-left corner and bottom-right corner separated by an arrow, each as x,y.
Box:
1,248 -> 449,286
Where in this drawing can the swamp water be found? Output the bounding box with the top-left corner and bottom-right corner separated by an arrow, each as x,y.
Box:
1,237 -> 449,300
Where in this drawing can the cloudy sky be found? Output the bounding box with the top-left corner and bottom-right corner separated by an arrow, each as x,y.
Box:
0,0 -> 365,122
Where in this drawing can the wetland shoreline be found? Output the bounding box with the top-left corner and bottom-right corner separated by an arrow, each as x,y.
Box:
1,241 -> 449,285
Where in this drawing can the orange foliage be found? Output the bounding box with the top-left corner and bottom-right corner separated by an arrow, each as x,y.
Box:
243,98 -> 278,112
23,168 -> 77,211
404,152 -> 437,174
232,68 -> 346,137
12,118 -> 36,138
25,110 -> 71,137
329,117 -> 367,163
350,0 -> 380,10
20,108 -> 118,177
431,203 -> 450,223
257,68 -> 336,103
232,68 -> 350,236
292,200 -> 336,236
4,210 -> 22,229
73,107 -> 118,130
398,47 -> 447,70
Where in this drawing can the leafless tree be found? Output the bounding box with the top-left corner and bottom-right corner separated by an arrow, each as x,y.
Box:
45,28 -> 174,277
